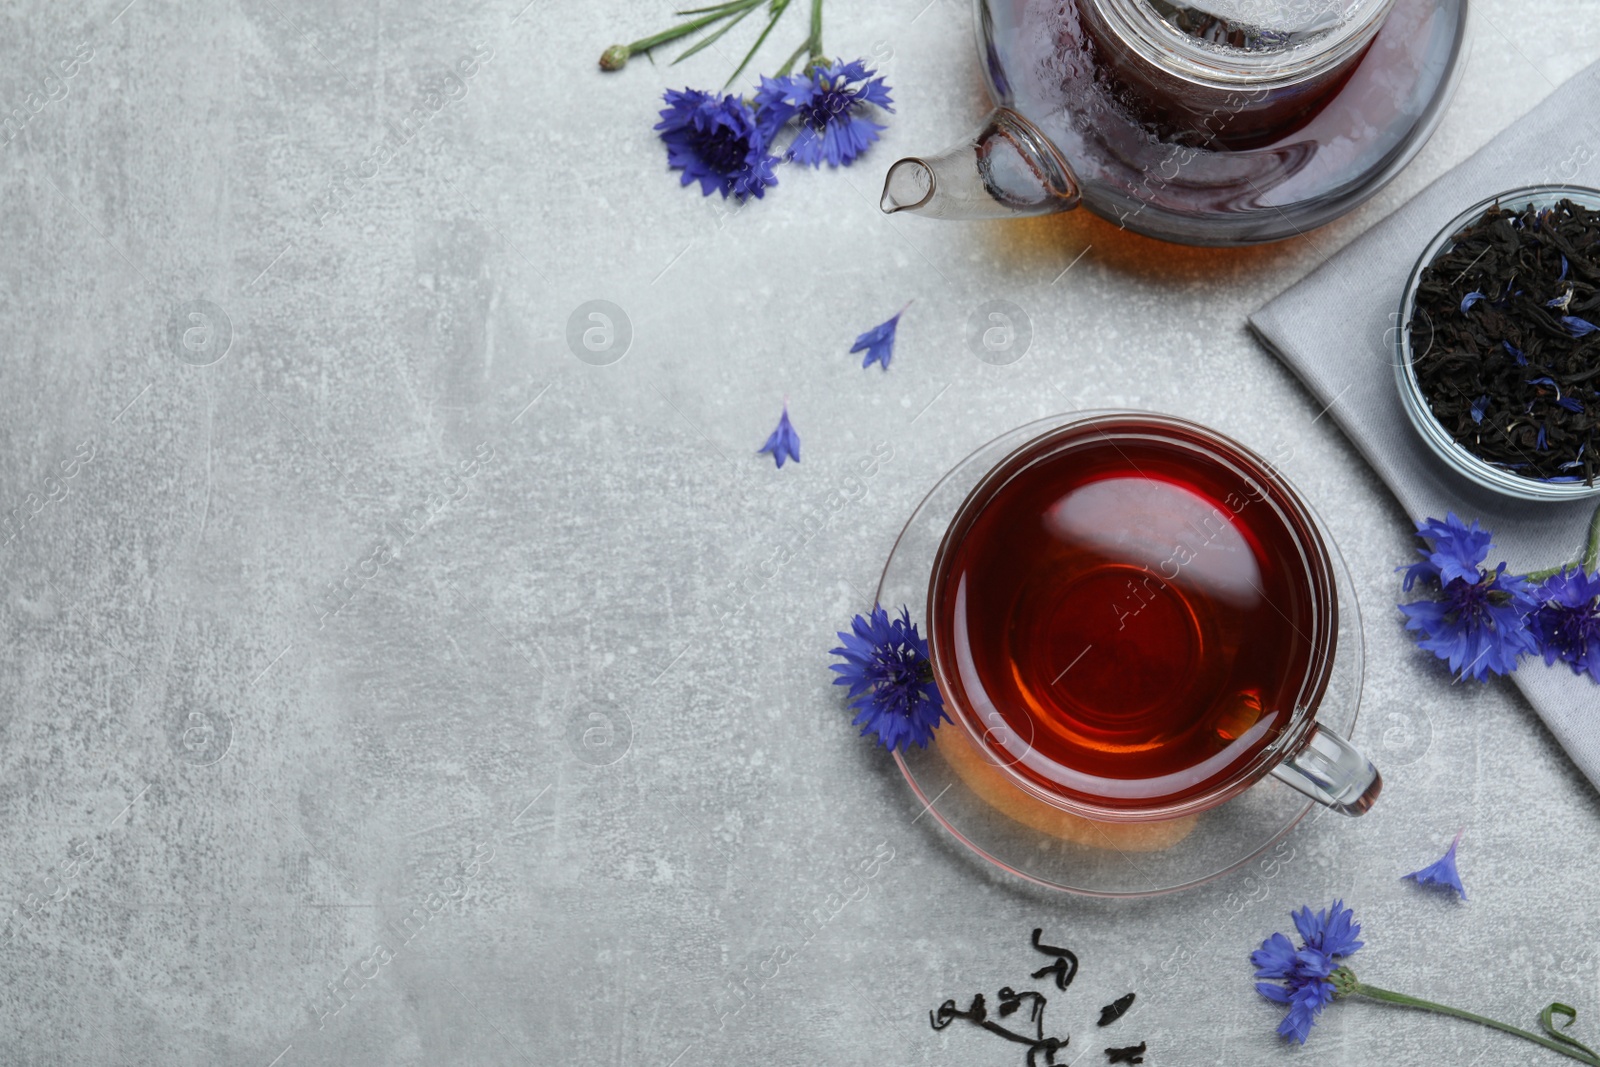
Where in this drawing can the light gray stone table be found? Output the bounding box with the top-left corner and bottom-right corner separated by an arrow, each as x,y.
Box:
2,1 -> 1598,1064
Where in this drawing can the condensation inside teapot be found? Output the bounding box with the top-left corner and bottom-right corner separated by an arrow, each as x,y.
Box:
1144,0 -> 1363,51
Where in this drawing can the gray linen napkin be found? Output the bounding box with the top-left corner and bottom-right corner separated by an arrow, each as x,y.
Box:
1250,60 -> 1600,790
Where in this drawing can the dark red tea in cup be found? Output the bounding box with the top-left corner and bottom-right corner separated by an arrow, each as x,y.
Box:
929,415 -> 1337,819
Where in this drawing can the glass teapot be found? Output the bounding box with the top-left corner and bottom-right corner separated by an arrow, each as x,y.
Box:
881,0 -> 1469,245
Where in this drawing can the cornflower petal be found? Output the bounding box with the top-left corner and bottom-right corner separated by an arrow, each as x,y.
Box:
1403,832 -> 1468,899
757,404 -> 801,468
850,307 -> 908,370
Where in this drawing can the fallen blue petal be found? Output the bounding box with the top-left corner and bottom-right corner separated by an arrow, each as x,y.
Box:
757,403 -> 801,468
1503,340 -> 1527,365
1460,291 -> 1485,313
850,305 -> 909,371
1403,832 -> 1467,899
1470,396 -> 1489,424
1564,316 -> 1600,337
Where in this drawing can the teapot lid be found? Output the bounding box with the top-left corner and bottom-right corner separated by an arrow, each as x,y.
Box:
1095,0 -> 1397,88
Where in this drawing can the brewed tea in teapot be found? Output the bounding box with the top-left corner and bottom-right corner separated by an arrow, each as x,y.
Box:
882,0 -> 1467,245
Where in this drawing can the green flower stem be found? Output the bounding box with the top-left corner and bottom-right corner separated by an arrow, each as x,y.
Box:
774,39 -> 809,77
1584,499 -> 1600,573
1521,501 -> 1600,581
1348,981 -> 1600,1065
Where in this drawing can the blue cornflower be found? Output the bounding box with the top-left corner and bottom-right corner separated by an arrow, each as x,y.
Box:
1530,568 -> 1600,683
1403,831 -> 1467,899
829,605 -> 949,752
1470,396 -> 1489,424
1459,291 -> 1485,313
757,403 -> 801,468
849,304 -> 909,370
655,88 -> 780,200
1503,340 -> 1527,365
1398,513 -> 1539,681
1247,894 -> 1600,1059
755,59 -> 894,168
1563,315 -> 1600,337
1252,901 -> 1364,1044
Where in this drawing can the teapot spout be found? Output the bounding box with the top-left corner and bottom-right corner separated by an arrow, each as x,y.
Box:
880,108 -> 1080,220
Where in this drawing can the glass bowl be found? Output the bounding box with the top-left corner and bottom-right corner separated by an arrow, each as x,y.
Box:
1395,184 -> 1600,502
880,412 -> 1365,897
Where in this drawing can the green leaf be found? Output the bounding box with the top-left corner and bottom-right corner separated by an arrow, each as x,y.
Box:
673,1 -> 760,64
1540,1003 -> 1600,1060
722,0 -> 791,88
625,0 -> 764,57
675,0 -> 758,16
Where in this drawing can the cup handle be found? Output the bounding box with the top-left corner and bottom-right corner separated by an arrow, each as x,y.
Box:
1269,725 -> 1382,816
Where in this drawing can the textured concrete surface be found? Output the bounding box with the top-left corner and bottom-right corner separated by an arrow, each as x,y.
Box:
1,1 -> 1598,1064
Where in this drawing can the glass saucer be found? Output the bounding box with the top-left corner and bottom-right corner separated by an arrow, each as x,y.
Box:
879,412 -> 1365,897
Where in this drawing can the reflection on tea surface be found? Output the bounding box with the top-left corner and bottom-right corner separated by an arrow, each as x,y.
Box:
935,427 -> 1319,809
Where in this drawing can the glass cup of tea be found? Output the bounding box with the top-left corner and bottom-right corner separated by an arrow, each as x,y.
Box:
926,412 -> 1380,824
